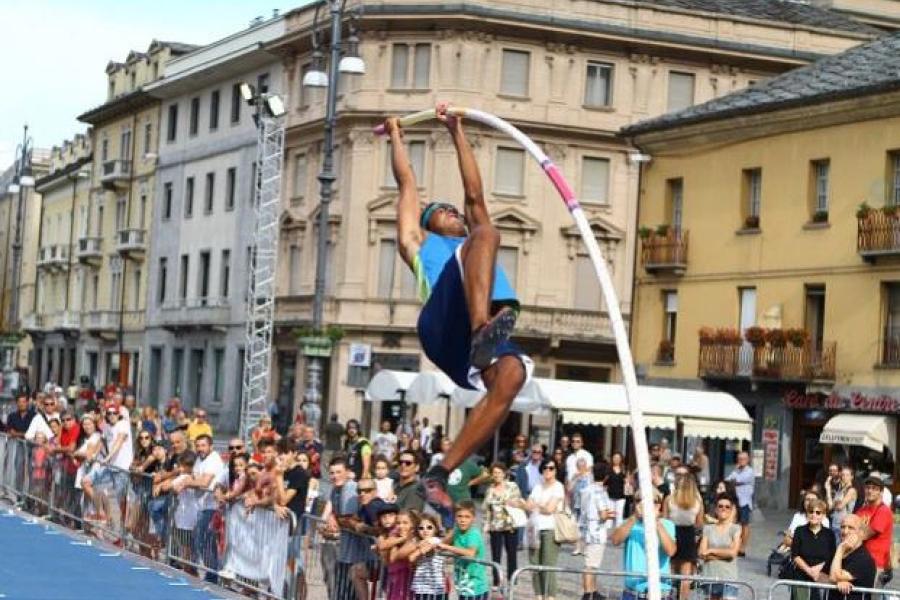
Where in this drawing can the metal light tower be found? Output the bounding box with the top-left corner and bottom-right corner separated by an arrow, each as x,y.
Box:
239,86 -> 287,439
300,0 -> 365,434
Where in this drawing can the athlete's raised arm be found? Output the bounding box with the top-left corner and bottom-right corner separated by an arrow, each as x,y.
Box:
436,102 -> 489,229
386,117 -> 423,269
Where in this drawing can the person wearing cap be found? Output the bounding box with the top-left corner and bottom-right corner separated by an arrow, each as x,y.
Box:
853,473 -> 893,584
186,407 -> 213,442
382,102 -> 531,517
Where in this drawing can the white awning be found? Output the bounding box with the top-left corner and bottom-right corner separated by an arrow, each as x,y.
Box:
538,379 -> 752,440
406,371 -> 455,406
820,414 -> 897,453
364,370 -> 417,402
450,386 -> 549,415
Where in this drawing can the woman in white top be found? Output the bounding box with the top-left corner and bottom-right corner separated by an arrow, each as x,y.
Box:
825,467 -> 856,545
526,458 -> 565,600
663,467 -> 705,600
73,416 -> 105,520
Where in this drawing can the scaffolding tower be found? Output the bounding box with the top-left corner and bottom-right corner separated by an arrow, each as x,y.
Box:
239,112 -> 285,439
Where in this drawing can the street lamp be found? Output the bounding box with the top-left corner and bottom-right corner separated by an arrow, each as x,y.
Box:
301,0 -> 366,433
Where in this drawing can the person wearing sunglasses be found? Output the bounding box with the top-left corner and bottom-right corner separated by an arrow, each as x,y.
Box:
408,513 -> 448,599
610,488 -> 677,600
383,105 -> 532,518
788,497 -> 835,600
395,450 -> 426,512
699,494 -> 743,600
523,458 -> 566,599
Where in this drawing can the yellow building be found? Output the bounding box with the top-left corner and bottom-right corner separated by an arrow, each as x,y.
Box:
68,40 -> 196,389
626,32 -> 900,506
269,0 -> 874,446
28,134 -> 92,388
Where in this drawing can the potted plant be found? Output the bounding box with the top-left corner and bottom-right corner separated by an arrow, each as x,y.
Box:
744,326 -> 767,347
638,226 -> 653,240
856,202 -> 871,219
716,327 -> 743,346
744,214 -> 760,229
656,223 -> 671,236
657,339 -> 675,362
698,327 -> 716,345
881,204 -> 898,218
765,328 -> 787,348
812,210 -> 828,223
786,327 -> 809,348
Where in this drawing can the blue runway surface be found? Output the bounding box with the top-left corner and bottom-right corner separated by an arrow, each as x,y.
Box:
0,510 -> 225,600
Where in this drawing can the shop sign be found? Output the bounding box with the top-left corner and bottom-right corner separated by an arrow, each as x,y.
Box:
783,388 -> 900,414
762,427 -> 780,481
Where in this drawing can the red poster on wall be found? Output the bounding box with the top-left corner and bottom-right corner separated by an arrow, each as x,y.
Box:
762,428 -> 779,481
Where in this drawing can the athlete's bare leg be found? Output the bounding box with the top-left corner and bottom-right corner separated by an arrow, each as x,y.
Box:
459,224 -> 500,331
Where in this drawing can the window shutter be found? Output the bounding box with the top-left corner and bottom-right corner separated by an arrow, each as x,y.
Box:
574,255 -> 602,310
501,50 -> 529,96
584,63 -> 612,106
494,147 -> 525,195
378,240 -> 396,297
289,245 -> 301,295
293,154 -> 307,198
391,44 -> 409,88
667,72 -> 695,112
414,44 -> 431,89
497,246 -> 519,290
581,157 -> 610,204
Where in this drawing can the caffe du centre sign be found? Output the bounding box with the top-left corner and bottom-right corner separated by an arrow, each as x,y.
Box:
784,388 -> 900,414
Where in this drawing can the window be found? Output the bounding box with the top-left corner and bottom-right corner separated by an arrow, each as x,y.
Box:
667,178 -> 684,232
209,90 -> 220,130
498,246 -> 519,290
143,122 -> 152,155
667,72 -> 695,112
213,348 -> 225,403
120,129 -> 132,160
171,348 -> 184,397
581,157 -> 610,204
132,268 -> 141,310
883,283 -> 900,365
390,43 -> 431,89
189,348 -> 204,406
167,104 -> 178,142
198,251 -> 211,303
91,274 -> 99,309
101,138 -> 109,162
110,271 -> 121,310
811,160 -> 830,217
230,83 -> 241,124
293,154 -> 307,199
384,140 -> 425,187
130,71 -> 136,90
298,63 -> 312,108
890,152 -> 900,206
204,172 -> 215,214
584,62 -> 613,107
189,97 -> 200,135
494,147 -> 525,196
805,284 -> 826,352
158,257 -> 167,306
163,182 -> 173,219
179,254 -> 189,300
500,49 -> 530,97
97,205 -> 104,236
660,290 -> 678,362
220,250 -> 230,298
139,195 -> 147,229
257,72 -> 270,94
225,167 -> 236,211
377,240 -> 396,297
743,168 -> 762,226
249,161 -> 257,204
184,177 -> 194,218
115,196 -> 126,231
289,245 -> 302,295
573,255 -> 602,310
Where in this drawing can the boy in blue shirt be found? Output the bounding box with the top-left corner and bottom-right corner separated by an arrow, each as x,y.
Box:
610,488 -> 678,600
439,500 -> 490,600
384,104 -> 532,515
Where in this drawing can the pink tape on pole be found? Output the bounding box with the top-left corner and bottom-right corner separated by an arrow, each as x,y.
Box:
545,163 -> 579,211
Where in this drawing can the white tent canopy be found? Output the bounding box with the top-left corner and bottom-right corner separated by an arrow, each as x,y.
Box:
406,371 -> 455,405
820,414 -> 897,453
364,370 -> 417,402
451,385 -> 549,415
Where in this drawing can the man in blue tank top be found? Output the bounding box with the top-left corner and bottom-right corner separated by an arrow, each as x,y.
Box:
384,103 -> 532,516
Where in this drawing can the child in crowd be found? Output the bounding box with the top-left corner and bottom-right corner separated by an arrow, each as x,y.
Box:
440,500 -> 490,600
170,451 -> 198,569
374,456 -> 396,502
383,509 -> 418,600
408,512 -> 447,600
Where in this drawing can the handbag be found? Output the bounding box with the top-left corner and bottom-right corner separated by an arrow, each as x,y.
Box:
506,506 -> 528,529
553,508 -> 580,544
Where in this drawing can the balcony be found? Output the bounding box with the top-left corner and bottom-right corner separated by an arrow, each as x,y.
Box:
76,236 -> 103,264
640,229 -> 688,275
21,313 -> 47,333
158,298 -> 232,330
698,339 -> 837,382
100,159 -> 131,188
55,310 -> 81,331
116,228 -> 146,257
38,245 -> 70,271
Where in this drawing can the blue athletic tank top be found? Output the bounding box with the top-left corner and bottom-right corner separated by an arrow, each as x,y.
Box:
412,233 -> 517,304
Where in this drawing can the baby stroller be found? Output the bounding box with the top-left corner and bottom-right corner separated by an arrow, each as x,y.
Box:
766,530 -> 791,577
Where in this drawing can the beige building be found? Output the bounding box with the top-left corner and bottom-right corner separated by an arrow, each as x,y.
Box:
58,40 -> 196,389
27,134 -> 92,388
266,0 -> 875,445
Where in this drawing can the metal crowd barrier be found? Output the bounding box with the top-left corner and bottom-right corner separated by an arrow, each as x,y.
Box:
768,579 -> 900,600
508,566 -> 757,600
297,513 -> 507,600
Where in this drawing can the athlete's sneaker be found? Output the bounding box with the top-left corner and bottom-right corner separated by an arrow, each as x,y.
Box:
469,306 -> 517,369
421,465 -> 453,527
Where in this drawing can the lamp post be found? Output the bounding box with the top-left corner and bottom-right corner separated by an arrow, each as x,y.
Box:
1,125 -> 34,395
300,0 -> 365,433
